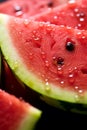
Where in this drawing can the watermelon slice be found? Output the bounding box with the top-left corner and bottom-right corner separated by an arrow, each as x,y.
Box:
0,0 -> 69,95
0,0 -> 68,18
0,89 -> 41,130
31,0 -> 87,30
0,0 -> 49,18
0,14 -> 87,115
0,0 -> 50,95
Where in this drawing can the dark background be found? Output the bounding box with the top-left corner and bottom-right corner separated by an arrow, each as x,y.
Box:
0,0 -> 6,2
0,0 -> 87,129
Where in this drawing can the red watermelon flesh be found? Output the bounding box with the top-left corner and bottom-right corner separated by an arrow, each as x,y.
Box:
0,0 -> 54,95
31,0 -> 87,30
0,0 -> 49,18
0,0 -> 69,18
0,14 -> 87,103
0,0 -> 69,96
9,18 -> 87,91
0,89 -> 41,130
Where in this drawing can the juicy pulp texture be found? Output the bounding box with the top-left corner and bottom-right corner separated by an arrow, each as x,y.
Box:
31,0 -> 87,30
0,0 -> 68,18
0,14 -> 87,104
0,0 -> 69,94
8,17 -> 87,91
0,0 -> 50,18
0,89 -> 41,130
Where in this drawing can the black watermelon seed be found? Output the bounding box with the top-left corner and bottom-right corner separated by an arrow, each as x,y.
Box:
47,1 -> 53,7
57,57 -> 64,66
66,41 -> 75,51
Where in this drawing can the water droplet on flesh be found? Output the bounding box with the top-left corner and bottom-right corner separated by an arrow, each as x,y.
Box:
68,0 -> 76,4
24,19 -> 29,26
77,31 -> 82,35
74,94 -> 80,102
45,60 -> 50,67
34,37 -> 40,41
16,11 -> 23,16
74,8 -> 79,13
76,12 -> 85,18
74,86 -> 84,97
29,53 -> 33,59
46,24 -> 52,31
79,17 -> 85,22
81,36 -> 86,39
60,80 -> 64,85
45,79 -> 50,91
78,89 -> 83,94
54,16 -> 58,20
74,9 -> 85,29
41,51 -> 46,59
45,85 -> 50,91
75,86 -> 79,90
76,23 -> 82,28
68,73 -> 75,84
14,5 -> 22,12
57,67 -> 63,76
39,22 -> 44,27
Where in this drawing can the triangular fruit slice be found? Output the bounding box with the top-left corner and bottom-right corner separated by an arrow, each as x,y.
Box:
0,0 -> 69,94
32,0 -> 87,30
0,89 -> 41,130
0,14 -> 87,105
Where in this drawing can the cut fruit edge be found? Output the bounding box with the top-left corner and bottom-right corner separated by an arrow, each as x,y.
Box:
17,105 -> 42,130
0,89 -> 42,130
0,13 -> 87,105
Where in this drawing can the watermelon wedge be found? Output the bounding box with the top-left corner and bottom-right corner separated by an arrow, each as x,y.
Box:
0,0 -> 68,18
0,14 -> 87,113
0,0 -> 49,18
31,0 -> 87,30
0,89 -> 41,130
0,0 -> 69,95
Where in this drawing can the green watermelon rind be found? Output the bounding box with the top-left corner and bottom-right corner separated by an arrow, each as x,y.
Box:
18,106 -> 42,130
41,95 -> 87,115
0,14 -> 87,105
0,89 -> 42,130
